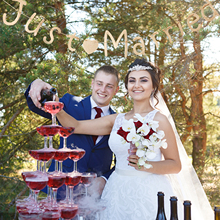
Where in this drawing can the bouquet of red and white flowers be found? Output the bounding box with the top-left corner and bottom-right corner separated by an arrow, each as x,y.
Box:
117,113 -> 167,169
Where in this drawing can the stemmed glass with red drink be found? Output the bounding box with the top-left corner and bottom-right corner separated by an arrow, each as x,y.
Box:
59,172 -> 81,219
58,126 -> 75,148
59,170 -> 82,206
17,207 -> 42,220
24,171 -> 48,211
65,171 -> 82,204
54,126 -> 75,173
47,171 -> 66,208
60,204 -> 78,220
69,147 -> 86,172
44,101 -> 64,125
81,172 -> 97,197
20,171 -> 39,203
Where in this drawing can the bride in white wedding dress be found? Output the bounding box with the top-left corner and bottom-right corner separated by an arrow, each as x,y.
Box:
57,58 -> 214,220
100,109 -> 178,219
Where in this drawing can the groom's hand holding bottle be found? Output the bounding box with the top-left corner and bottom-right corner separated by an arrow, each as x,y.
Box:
29,79 -> 56,109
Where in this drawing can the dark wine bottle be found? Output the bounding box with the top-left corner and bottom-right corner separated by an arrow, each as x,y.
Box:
40,88 -> 57,106
170,196 -> 178,220
214,205 -> 220,220
156,191 -> 167,220
183,200 -> 191,220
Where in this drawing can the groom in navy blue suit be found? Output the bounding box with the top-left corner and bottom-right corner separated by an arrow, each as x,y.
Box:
24,65 -> 119,200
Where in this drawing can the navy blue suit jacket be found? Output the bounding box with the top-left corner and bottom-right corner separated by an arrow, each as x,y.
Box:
24,84 -> 115,200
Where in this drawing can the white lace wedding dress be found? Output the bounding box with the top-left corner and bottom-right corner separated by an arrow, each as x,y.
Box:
100,110 -> 183,220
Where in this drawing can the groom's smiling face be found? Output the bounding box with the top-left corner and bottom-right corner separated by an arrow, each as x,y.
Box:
91,70 -> 119,107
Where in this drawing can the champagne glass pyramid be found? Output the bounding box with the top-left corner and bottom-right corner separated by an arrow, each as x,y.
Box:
44,101 -> 64,125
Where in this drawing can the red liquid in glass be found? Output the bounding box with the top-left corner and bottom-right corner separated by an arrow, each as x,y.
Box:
41,212 -> 60,220
53,150 -> 70,161
42,218 -> 59,220
81,176 -> 95,185
29,150 -> 55,161
65,175 -> 81,187
48,175 -> 66,188
61,207 -> 78,219
42,216 -> 60,220
69,149 -> 85,161
18,208 -> 28,214
20,211 -> 39,215
26,179 -> 48,191
22,172 -> 37,181
36,125 -> 60,137
44,101 -> 64,115
16,204 -> 28,212
58,127 -> 75,137
44,208 -> 60,212
19,208 -> 41,218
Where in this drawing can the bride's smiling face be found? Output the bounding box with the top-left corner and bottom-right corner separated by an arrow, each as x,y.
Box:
127,70 -> 154,101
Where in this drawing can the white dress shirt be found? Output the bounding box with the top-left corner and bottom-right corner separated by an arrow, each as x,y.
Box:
90,97 -> 110,144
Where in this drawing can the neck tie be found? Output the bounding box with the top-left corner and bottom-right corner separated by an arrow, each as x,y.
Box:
93,107 -> 103,144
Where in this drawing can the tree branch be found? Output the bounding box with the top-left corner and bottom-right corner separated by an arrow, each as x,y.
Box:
205,112 -> 220,119
0,97 -> 25,111
203,89 -> 220,97
0,104 -> 26,139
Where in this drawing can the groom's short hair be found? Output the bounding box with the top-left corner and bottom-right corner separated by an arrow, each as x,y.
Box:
94,65 -> 120,84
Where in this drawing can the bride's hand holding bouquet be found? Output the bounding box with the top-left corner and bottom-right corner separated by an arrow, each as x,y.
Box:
117,113 -> 168,170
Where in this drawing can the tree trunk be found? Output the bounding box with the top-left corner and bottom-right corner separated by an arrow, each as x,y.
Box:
191,33 -> 207,178
55,1 -> 67,54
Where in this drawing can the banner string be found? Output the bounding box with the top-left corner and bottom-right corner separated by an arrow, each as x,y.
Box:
2,0 -> 219,57
1,0 -> 98,58
3,0 -> 29,19
2,0 -> 85,38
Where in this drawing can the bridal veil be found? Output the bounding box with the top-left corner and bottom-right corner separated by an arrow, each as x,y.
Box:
151,91 -> 214,220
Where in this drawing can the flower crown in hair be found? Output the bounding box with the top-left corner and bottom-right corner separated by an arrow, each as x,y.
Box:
128,64 -> 153,72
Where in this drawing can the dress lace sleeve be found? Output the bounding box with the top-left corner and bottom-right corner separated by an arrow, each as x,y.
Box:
111,113 -> 125,132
